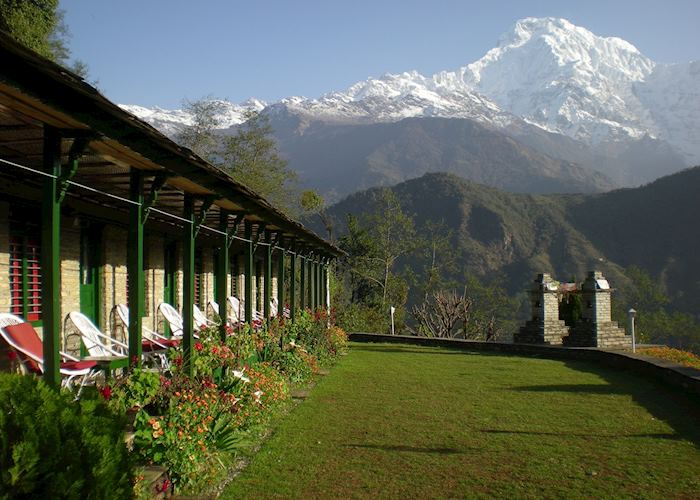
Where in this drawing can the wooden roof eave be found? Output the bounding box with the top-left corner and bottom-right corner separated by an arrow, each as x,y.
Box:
0,31 -> 343,257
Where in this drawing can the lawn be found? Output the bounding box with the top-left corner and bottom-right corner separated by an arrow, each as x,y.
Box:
223,342 -> 700,499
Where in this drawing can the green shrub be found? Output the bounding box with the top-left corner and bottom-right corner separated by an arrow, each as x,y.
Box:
0,373 -> 133,499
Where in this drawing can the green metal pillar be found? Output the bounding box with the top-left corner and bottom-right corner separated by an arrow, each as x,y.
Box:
182,196 -> 195,375
277,244 -> 286,318
127,168 -> 145,367
316,259 -> 321,310
217,211 -> 229,341
244,220 -> 253,325
317,259 -> 323,309
321,259 -> 328,309
299,255 -> 306,312
40,126 -> 61,388
289,247 -> 296,322
263,232 -> 272,322
310,258 -> 316,311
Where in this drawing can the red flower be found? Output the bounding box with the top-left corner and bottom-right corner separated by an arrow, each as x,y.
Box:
156,478 -> 171,493
7,350 -> 17,361
195,342 -> 203,351
211,346 -> 218,354
174,356 -> 183,367
99,385 -> 112,400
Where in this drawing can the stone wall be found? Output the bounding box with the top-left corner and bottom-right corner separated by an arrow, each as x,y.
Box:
145,235 -> 165,333
0,202 -> 10,371
102,226 -> 128,340
60,226 -> 81,352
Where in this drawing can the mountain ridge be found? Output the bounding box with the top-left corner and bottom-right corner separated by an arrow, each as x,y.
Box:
120,16 -> 699,168
315,166 -> 700,316
120,17 -> 697,196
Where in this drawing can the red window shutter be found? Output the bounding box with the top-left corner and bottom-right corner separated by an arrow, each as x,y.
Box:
26,238 -> 41,322
9,236 -> 22,316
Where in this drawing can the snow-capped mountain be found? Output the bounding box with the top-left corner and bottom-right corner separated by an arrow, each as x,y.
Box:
121,17 -> 700,173
120,98 -> 266,137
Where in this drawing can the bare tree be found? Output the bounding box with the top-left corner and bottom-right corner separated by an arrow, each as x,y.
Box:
411,290 -> 474,338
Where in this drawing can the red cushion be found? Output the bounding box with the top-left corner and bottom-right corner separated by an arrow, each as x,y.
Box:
142,339 -> 180,352
2,323 -> 43,373
60,360 -> 97,371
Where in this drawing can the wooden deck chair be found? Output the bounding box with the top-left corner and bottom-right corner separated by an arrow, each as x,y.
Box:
0,313 -> 98,396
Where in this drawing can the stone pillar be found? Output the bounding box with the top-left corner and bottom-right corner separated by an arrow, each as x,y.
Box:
564,271 -> 631,349
514,273 -> 569,345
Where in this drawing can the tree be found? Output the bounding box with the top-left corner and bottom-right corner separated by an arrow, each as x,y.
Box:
412,290 -> 474,338
300,190 -> 334,241
177,98 -> 223,160
462,274 -> 520,340
340,188 -> 417,309
222,110 -> 298,211
613,266 -> 700,353
1,1 -> 92,79
0,0 -> 61,60
176,101 -> 300,215
416,220 -> 457,302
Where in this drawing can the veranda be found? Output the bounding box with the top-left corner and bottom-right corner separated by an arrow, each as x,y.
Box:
0,30 -> 341,387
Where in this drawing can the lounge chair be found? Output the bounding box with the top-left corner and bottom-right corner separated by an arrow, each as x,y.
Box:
193,303 -> 217,330
65,311 -> 131,378
157,302 -> 203,338
0,313 -> 98,396
114,304 -> 178,369
227,296 -> 243,324
66,311 -> 128,358
208,300 -> 237,328
115,304 -> 179,349
270,298 -> 291,319
227,296 -> 262,329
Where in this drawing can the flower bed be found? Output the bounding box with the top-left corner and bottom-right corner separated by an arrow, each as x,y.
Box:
103,309 -> 347,495
637,346 -> 700,370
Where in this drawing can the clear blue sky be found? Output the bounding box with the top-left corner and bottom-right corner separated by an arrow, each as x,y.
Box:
61,0 -> 700,109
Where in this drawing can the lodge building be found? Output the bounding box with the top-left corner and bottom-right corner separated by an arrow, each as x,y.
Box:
0,31 -> 341,385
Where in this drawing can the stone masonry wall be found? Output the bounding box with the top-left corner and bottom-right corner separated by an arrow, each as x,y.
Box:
145,235 -> 165,334
60,226 -> 81,353
0,203 -> 11,371
102,226 -> 128,340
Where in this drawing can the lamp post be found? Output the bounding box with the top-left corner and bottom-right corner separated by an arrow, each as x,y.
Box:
390,306 -> 396,335
628,308 -> 637,353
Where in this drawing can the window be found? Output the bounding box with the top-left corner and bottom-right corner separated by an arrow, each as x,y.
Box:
230,255 -> 239,297
9,231 -> 42,323
194,248 -> 203,308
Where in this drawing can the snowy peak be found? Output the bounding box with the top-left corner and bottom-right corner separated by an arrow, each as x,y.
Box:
123,17 -> 700,166
456,17 -> 658,144
473,17 -> 653,84
120,98 -> 266,136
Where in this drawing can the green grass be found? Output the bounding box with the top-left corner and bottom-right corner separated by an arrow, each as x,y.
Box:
223,343 -> 700,499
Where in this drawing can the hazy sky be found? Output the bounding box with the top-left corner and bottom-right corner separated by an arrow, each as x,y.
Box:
61,0 -> 700,108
